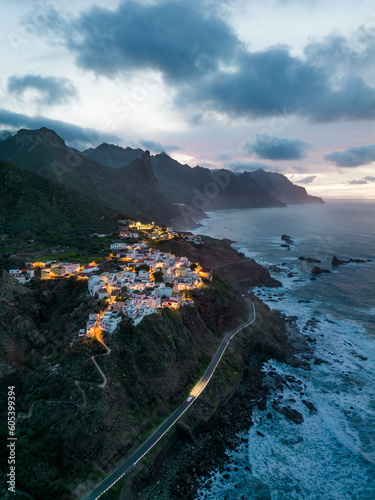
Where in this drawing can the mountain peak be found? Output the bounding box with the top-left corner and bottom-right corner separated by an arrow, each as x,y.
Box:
15,127 -> 66,149
81,142 -> 144,168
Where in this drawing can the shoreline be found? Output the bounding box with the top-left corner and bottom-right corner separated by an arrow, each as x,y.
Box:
129,305 -> 315,499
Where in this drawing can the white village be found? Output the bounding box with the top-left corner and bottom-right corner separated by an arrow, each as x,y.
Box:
8,222 -> 211,339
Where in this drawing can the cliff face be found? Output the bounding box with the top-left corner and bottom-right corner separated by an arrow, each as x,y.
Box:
249,169 -> 324,205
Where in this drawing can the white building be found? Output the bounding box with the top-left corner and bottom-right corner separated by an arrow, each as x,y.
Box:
110,242 -> 128,250
88,276 -> 106,296
82,266 -> 99,274
100,315 -> 122,333
62,262 -> 80,274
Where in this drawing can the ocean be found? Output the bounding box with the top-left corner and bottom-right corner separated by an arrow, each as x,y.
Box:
193,200 -> 375,500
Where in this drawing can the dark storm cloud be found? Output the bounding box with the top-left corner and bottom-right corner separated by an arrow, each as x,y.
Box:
176,48 -> 375,122
34,1 -> 239,83
0,109 -> 120,149
298,175 -> 316,184
325,144 -> 375,167
139,139 -> 180,153
7,75 -> 78,106
27,2 -> 375,122
244,134 -> 310,160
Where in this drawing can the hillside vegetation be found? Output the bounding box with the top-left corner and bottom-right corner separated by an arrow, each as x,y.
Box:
0,271 -> 249,498
0,159 -> 121,237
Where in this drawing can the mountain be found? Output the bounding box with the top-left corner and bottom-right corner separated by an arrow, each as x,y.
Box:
81,143 -> 143,168
0,128 -> 178,224
85,144 -> 323,209
0,128 -> 323,229
249,169 -> 324,205
151,152 -> 285,210
0,159 -> 121,236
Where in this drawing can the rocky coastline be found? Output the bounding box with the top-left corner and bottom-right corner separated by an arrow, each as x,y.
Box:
127,304 -> 315,500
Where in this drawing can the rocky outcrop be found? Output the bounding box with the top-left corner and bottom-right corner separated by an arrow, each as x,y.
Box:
332,255 -> 371,266
311,266 -> 331,275
281,234 -> 294,245
214,260 -> 282,291
273,404 -> 304,424
299,256 -> 321,263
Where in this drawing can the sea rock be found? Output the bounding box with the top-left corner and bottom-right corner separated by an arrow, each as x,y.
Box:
332,255 -> 370,266
313,358 -> 329,365
311,266 -> 331,275
275,405 -> 304,424
281,235 -> 294,245
302,400 -> 317,414
298,256 -> 321,263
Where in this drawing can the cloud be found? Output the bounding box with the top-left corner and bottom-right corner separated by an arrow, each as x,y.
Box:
292,165 -> 309,173
176,47 -> 375,122
303,29 -> 375,77
298,175 -> 316,184
214,152 -> 234,161
348,176 -> 375,185
325,144 -> 375,167
139,139 -> 180,152
348,179 -> 368,185
31,1 -> 239,83
0,109 -> 121,149
244,134 -> 310,160
225,161 -> 272,172
25,2 -> 375,123
0,130 -> 14,141
7,75 -> 78,106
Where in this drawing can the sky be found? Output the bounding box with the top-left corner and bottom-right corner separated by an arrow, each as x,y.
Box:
1,0 -> 375,199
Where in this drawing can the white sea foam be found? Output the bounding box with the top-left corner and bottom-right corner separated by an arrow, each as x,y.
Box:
195,205 -> 375,499
197,266 -> 375,500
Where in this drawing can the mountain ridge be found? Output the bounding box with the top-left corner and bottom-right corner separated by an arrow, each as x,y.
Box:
0,128 -> 324,229
0,129 -> 178,224
83,141 -> 324,207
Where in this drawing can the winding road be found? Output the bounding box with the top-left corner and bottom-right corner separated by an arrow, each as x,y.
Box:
83,300 -> 256,500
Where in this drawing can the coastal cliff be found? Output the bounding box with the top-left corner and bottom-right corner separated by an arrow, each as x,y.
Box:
0,239 -> 288,499
125,297 -> 299,500
0,267 -> 262,499
148,236 -> 282,291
